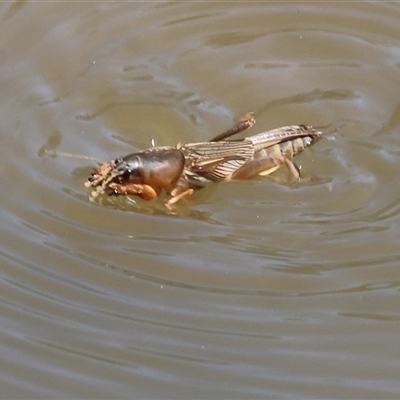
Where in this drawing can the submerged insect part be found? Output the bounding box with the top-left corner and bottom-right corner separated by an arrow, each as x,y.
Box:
85,113 -> 323,206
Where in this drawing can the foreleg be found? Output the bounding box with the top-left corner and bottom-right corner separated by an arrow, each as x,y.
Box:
109,183 -> 159,200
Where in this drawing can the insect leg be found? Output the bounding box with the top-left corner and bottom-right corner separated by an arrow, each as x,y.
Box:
282,158 -> 300,180
232,145 -> 282,179
166,189 -> 194,208
232,145 -> 301,180
210,112 -> 255,142
109,183 -> 159,200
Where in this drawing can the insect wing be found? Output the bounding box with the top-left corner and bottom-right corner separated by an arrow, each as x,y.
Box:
180,140 -> 255,182
247,125 -> 322,149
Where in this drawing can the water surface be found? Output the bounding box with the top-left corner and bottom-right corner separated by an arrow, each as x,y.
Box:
1,2 -> 400,398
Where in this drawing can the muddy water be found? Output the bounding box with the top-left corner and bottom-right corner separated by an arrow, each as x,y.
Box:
1,1 -> 400,398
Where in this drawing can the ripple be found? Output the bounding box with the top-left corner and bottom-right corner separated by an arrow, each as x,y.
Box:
2,2 -> 400,398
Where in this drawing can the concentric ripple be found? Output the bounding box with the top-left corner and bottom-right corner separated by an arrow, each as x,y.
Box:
1,2 -> 400,398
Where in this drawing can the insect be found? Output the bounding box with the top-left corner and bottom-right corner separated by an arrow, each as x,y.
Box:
85,113 -> 323,206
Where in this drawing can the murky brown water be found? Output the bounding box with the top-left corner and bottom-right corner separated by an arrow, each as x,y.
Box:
1,1 -> 400,398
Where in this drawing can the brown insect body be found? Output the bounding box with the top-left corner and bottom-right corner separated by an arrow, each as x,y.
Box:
85,113 -> 323,206
117,147 -> 185,192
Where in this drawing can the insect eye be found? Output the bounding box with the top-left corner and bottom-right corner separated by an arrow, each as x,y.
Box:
118,155 -> 141,182
122,169 -> 132,180
121,166 -> 141,181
